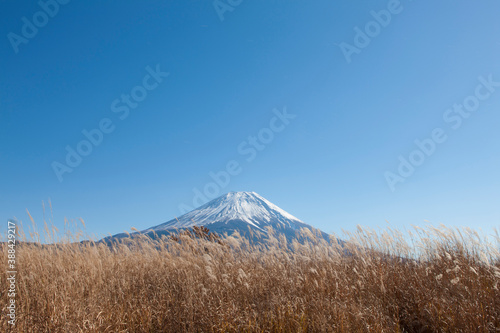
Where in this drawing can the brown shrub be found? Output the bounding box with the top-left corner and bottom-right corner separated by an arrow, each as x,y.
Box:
1,223 -> 499,332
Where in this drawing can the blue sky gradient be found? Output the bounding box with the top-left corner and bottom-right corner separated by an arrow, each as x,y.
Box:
1,0 -> 499,238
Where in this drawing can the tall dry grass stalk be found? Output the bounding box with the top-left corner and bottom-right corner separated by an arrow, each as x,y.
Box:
1,221 -> 499,332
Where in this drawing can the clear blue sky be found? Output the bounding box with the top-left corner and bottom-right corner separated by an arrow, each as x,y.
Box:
1,0 -> 499,239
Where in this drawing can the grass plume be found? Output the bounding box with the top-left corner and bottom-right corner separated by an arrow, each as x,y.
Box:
1,221 -> 499,332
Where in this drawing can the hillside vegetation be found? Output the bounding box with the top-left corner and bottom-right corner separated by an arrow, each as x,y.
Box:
1,221 -> 499,332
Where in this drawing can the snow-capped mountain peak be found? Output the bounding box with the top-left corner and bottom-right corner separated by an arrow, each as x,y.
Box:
144,191 -> 307,233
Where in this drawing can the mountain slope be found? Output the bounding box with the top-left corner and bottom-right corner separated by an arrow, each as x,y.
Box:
105,192 -> 328,242
145,191 -> 307,233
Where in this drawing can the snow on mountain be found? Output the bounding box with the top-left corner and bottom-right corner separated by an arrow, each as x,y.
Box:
143,191 -> 309,234
104,191 -> 328,243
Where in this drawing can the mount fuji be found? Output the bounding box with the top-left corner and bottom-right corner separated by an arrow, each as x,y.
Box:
105,192 -> 329,242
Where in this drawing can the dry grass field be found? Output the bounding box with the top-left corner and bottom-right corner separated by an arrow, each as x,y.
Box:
1,220 -> 499,332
